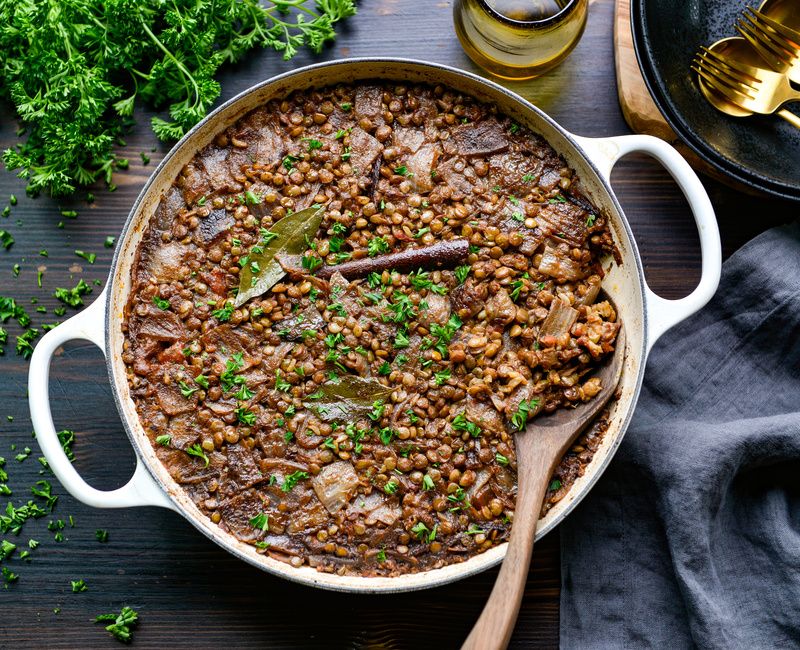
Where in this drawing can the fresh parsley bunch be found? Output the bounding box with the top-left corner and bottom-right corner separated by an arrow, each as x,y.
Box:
0,0 -> 356,197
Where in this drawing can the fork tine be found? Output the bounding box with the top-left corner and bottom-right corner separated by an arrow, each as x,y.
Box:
736,18 -> 789,71
693,54 -> 759,97
692,60 -> 757,102
699,46 -> 762,81
691,64 -> 759,108
740,12 -> 792,58
746,8 -> 800,52
696,50 -> 761,88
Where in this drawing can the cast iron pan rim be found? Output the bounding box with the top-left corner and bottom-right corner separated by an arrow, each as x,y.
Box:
629,0 -> 800,203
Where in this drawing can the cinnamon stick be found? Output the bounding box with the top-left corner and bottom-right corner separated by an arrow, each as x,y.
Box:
317,238 -> 470,280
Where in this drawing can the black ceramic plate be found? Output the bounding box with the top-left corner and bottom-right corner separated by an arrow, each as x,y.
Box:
631,0 -> 800,201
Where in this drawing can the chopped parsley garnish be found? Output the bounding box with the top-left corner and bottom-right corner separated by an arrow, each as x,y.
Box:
186,444 -> 209,467
2,567 -> 19,585
249,512 -> 269,532
511,399 -> 540,431
586,213 -> 597,227
178,380 -> 198,398
522,173 -> 535,183
452,413 -> 481,438
510,278 -> 524,302
152,296 -> 170,310
31,480 -> 58,511
447,487 -> 471,511
0,230 -> 13,250
0,539 -> 15,561
383,480 -> 398,495
377,361 -> 391,376
378,427 -> 396,445
71,579 -> 88,593
54,279 -> 92,308
301,253 -> 322,272
74,250 -> 96,264
548,195 -> 567,204
57,429 -> 75,461
212,302 -> 234,322
95,606 -> 139,643
0,501 -> 46,536
409,269 -> 447,295
428,313 -> 463,358
422,474 -> 435,491
340,102 -> 352,111
496,453 -> 509,466
411,521 -> 437,542
434,369 -> 451,385
329,235 -> 345,253
281,471 -> 309,492
282,154 -> 299,171
367,399 -> 386,422
235,406 -> 256,425
384,291 -> 417,323
393,330 -> 410,349
454,265 -> 470,285
367,236 -> 390,257
48,519 -> 66,542
194,374 -> 209,389
393,165 -> 412,177
304,138 -> 323,151
96,529 -> 109,543
376,548 -> 387,563
274,371 -> 291,392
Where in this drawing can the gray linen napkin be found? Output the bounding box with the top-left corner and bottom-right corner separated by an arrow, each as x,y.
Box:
560,222 -> 800,649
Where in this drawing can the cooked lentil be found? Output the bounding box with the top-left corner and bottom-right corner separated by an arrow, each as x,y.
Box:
122,82 -> 620,576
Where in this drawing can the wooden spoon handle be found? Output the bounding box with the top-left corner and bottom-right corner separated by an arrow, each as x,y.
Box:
461,448 -> 552,650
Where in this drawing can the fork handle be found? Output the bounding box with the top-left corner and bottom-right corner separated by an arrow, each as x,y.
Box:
778,109 -> 800,130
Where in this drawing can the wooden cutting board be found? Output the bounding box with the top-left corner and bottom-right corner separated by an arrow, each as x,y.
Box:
614,0 -> 719,177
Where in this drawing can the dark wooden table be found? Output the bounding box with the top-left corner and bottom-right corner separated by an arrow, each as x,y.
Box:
0,1 -> 795,647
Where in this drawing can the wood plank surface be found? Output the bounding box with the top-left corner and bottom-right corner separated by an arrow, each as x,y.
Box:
0,1 -> 796,648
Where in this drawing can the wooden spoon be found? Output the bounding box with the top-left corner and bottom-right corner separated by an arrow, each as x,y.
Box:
462,326 -> 626,650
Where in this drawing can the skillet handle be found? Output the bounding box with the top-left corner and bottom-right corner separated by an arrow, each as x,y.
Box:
574,134 -> 722,354
28,289 -> 175,510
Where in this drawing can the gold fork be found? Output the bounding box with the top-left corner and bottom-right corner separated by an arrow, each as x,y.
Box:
737,7 -> 800,83
692,48 -> 800,129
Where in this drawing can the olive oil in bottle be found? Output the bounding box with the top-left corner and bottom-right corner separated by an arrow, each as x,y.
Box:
453,0 -> 588,80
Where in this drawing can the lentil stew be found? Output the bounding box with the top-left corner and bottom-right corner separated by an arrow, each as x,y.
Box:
122,81 -> 620,577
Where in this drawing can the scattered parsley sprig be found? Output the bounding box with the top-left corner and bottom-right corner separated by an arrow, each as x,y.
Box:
0,0 -> 357,197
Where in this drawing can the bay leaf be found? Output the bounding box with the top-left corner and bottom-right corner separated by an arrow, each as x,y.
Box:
234,205 -> 324,307
302,375 -> 393,423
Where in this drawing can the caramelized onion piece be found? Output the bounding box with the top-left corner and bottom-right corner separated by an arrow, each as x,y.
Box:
538,296 -> 578,343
